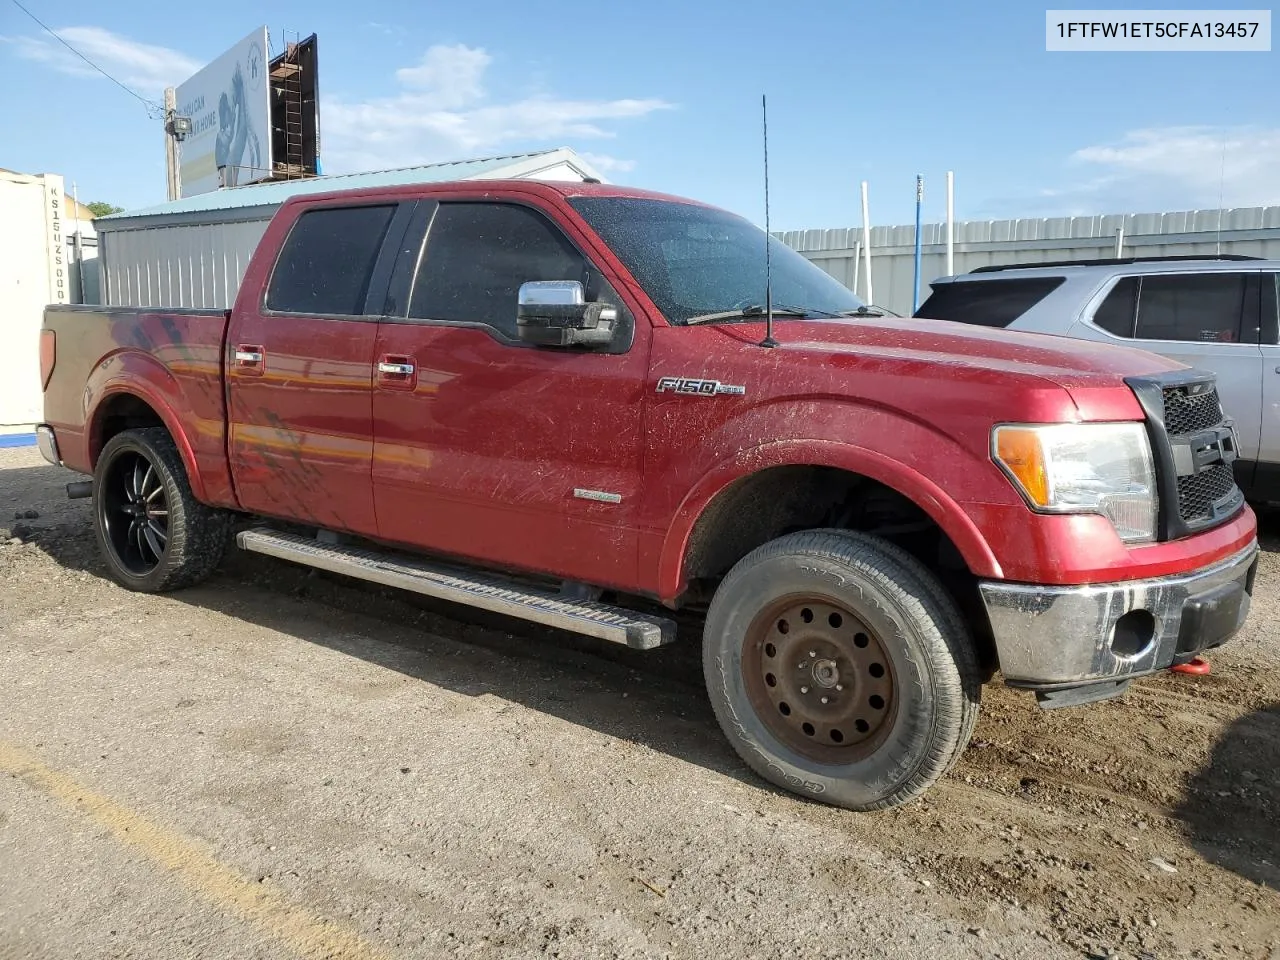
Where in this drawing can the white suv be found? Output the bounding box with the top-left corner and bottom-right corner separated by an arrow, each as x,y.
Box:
916,256 -> 1279,502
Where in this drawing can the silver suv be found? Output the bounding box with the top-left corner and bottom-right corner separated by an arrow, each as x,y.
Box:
916,256 -> 1279,502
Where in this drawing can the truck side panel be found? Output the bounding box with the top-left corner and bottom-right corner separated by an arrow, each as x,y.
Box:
42,305 -> 235,509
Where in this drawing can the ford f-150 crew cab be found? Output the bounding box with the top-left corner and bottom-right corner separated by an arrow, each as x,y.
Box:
37,180 -> 1259,810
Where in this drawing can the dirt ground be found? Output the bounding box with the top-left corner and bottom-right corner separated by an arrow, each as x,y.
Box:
0,445 -> 1277,960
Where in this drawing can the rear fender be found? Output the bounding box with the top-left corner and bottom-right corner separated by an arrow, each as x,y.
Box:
84,350 -> 210,503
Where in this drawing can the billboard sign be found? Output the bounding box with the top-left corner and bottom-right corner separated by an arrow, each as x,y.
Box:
177,27 -> 271,197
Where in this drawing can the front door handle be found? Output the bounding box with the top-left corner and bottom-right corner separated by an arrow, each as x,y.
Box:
376,354 -> 417,390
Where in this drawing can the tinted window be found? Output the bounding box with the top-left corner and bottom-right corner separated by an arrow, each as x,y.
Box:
914,277 -> 1065,327
1135,273 -> 1246,343
1092,277 -> 1139,337
409,203 -> 585,337
569,197 -> 864,324
267,204 -> 397,315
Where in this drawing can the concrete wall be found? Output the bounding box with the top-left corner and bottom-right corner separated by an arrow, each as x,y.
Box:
778,206 -> 1280,316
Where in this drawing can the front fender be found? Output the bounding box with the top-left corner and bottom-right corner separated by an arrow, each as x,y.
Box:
656,437 -> 1004,599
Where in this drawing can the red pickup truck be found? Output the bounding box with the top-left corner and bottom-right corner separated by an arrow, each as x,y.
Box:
38,180 -> 1258,810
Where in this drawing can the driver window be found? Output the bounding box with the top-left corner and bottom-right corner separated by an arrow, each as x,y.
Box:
408,203 -> 587,339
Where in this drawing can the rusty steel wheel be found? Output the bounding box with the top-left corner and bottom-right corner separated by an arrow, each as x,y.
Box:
703,530 -> 982,811
742,598 -> 896,763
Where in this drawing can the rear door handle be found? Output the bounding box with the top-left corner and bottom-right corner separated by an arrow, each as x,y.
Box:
235,344 -> 265,375
378,361 -> 415,375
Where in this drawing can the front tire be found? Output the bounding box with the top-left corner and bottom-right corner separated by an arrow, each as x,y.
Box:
703,530 -> 981,810
93,427 -> 230,593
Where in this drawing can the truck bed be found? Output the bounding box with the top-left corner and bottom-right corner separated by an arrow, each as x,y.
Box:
41,304 -> 236,508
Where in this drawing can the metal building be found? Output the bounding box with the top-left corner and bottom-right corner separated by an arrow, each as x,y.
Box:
96,147 -> 605,310
778,206 -> 1280,316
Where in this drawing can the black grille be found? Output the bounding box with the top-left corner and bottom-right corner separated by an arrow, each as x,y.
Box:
1177,462 -> 1236,522
1162,386 -> 1223,436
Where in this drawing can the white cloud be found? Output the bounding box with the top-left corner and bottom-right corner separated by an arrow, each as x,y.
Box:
580,153 -> 637,174
983,126 -> 1280,218
394,44 -> 490,107
0,26 -> 200,95
323,43 -> 670,173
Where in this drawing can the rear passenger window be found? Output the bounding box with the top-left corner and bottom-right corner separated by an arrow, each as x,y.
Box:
1134,274 -> 1246,343
914,277 -> 1065,328
267,204 -> 397,316
1091,277 -> 1138,337
409,203 -> 586,339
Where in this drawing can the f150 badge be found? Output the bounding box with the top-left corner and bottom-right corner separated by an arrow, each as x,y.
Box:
656,377 -> 746,397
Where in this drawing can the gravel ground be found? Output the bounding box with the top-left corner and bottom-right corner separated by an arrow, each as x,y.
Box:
0,445 -> 1277,960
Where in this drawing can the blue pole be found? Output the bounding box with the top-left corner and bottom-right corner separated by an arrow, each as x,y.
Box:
912,175 -> 924,314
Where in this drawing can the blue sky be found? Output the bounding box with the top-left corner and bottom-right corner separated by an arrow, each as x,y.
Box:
1,0 -> 1276,228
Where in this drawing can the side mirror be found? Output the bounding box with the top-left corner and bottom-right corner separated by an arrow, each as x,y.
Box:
517,280 -> 617,347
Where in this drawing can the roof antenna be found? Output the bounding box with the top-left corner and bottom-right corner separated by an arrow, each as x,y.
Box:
1215,126 -> 1228,256
759,93 -> 779,348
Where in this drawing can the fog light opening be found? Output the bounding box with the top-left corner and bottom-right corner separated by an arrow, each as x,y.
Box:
1111,609 -> 1157,659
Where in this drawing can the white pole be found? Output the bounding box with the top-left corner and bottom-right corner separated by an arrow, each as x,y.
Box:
71,181 -> 85,303
164,87 -> 179,201
945,170 -> 955,277
860,180 -> 874,306
851,239 -> 861,298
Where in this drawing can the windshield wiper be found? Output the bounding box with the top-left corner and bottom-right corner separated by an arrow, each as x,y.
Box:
684,305 -> 808,326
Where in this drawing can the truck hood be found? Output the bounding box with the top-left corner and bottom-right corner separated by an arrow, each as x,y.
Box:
695,315 -> 1187,424
767,315 -> 1181,389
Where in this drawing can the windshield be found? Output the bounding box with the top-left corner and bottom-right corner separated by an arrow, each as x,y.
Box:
568,197 -> 866,325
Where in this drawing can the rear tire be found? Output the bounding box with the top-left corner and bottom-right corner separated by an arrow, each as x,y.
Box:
93,427 -> 230,593
703,529 -> 981,810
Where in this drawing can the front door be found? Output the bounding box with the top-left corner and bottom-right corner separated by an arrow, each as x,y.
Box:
1258,272 -> 1280,496
371,199 -> 649,588
228,201 -> 411,536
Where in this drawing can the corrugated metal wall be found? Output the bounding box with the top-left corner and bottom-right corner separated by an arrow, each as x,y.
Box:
100,217 -> 272,309
104,202 -> 1280,314
778,206 -> 1280,316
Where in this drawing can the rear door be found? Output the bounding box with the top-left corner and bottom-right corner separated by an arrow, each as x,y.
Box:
227,200 -> 413,535
1082,271 -> 1265,480
370,197 -> 650,588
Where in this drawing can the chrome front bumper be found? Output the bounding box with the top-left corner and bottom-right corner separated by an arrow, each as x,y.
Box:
35,425 -> 60,466
980,544 -> 1258,707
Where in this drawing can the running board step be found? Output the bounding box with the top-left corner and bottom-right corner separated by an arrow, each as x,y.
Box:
235,528 -> 677,650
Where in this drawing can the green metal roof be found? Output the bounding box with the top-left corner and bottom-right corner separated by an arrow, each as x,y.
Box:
99,149 -> 576,224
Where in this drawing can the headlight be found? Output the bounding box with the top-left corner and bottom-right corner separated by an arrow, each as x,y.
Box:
992,422 -> 1157,543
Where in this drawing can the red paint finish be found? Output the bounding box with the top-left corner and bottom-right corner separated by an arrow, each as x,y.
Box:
371,321 -> 649,588
39,330 -> 56,389
40,305 -> 235,508
226,312 -> 380,537
41,180 -> 1258,607
965,502 -> 1256,585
